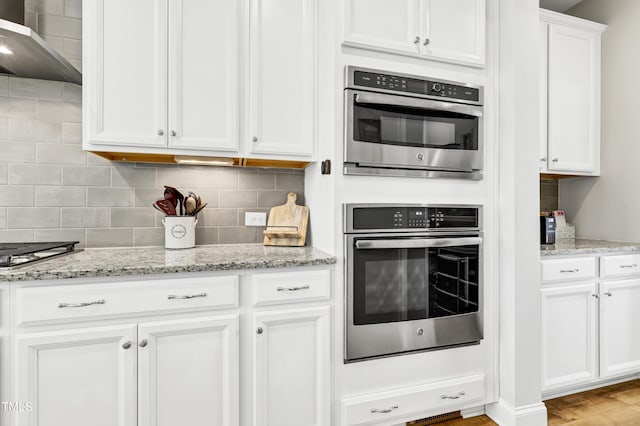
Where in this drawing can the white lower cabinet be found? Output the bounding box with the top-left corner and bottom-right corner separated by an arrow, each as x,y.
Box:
252,306 -> 330,426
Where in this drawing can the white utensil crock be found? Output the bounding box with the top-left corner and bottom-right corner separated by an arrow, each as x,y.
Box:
162,216 -> 197,249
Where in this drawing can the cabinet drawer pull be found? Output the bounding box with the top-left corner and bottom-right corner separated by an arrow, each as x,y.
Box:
620,264 -> 638,269
560,268 -> 579,273
413,36 -> 420,45
276,285 -> 310,292
604,291 -> 612,297
167,293 -> 207,300
58,299 -> 105,308
441,391 -> 466,400
370,404 -> 398,414
592,294 -> 599,299
423,38 -> 430,46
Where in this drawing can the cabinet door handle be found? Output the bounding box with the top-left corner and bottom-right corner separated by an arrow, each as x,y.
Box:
370,404 -> 398,414
560,268 -> 579,273
620,264 -> 638,269
256,327 -> 263,335
441,391 -> 466,400
423,38 -> 430,46
167,293 -> 207,300
170,130 -> 176,137
552,158 -> 559,163
414,36 -> 420,45
139,339 -> 148,348
592,294 -> 599,299
540,157 -> 547,162
157,129 -> 164,136
604,291 -> 612,297
276,285 -> 310,292
252,136 -> 258,142
122,341 -> 132,350
58,299 -> 105,308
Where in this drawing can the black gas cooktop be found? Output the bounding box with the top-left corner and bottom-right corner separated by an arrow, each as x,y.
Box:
0,242 -> 80,268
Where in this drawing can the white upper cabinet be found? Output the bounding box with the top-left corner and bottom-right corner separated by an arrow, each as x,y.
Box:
540,10 -> 606,176
84,0 -> 167,147
344,0 -> 486,67
248,0 -> 316,157
168,0 -> 240,152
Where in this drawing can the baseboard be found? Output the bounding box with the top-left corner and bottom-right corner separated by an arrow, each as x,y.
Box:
486,399 -> 547,426
461,406 -> 486,418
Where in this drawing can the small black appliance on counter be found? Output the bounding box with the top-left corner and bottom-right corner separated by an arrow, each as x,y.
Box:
540,215 -> 556,245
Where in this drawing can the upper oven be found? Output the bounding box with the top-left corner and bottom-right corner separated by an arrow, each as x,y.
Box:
344,66 -> 484,180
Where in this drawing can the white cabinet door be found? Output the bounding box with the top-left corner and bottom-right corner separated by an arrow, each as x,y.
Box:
540,21 -> 549,173
84,0 -> 167,147
541,283 -> 598,392
249,0 -> 316,157
15,324 -> 137,426
343,0 -> 420,55
546,23 -> 599,173
600,279 -> 640,378
138,315 -> 239,426
168,0 -> 240,152
420,0 -> 486,66
253,306 -> 330,426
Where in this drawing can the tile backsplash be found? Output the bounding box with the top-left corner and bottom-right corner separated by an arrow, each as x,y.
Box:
540,178 -> 559,212
0,0 -> 305,248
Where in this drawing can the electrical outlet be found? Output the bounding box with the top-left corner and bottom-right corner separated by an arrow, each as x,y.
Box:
245,212 -> 267,227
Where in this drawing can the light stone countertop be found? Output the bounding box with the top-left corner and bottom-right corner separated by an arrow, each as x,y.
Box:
540,239 -> 640,257
0,244 -> 336,282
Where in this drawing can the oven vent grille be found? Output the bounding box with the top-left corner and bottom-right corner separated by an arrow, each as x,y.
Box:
406,411 -> 461,425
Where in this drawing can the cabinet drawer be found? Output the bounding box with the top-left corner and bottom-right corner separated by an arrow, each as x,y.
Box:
16,275 -> 239,326
600,254 -> 640,278
342,374 -> 485,426
251,268 -> 330,306
541,257 -> 596,282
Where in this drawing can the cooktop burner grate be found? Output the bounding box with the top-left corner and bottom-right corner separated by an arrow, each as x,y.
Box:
0,241 -> 80,268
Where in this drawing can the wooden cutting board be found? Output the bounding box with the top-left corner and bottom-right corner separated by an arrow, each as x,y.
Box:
263,192 -> 309,246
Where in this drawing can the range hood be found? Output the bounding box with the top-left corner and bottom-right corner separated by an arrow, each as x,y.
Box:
0,0 -> 82,85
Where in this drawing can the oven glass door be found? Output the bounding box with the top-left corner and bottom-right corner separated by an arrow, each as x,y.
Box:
352,236 -> 480,326
352,95 -> 480,151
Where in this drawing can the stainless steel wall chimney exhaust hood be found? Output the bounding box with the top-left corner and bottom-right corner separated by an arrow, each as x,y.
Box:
0,0 -> 82,85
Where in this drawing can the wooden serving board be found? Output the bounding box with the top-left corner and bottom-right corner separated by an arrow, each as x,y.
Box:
263,192 -> 309,246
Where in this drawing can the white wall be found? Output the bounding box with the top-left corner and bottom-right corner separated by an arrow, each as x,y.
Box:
559,0 -> 639,241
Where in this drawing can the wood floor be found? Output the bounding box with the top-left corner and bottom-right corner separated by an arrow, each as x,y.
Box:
432,379 -> 640,425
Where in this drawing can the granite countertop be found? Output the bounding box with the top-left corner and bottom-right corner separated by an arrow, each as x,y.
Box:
540,239 -> 640,257
0,244 -> 336,282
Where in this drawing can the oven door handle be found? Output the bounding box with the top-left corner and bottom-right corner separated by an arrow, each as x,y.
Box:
355,237 -> 482,250
354,92 -> 483,117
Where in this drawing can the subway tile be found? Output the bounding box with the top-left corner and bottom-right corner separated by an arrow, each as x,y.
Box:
236,208 -> 270,226
0,76 -> 8,96
258,191 -> 304,208
0,229 -> 35,242
38,14 -> 82,39
195,227 -> 219,245
135,188 -> 161,208
196,167 -> 239,189
25,12 -> 38,31
0,186 -> 35,206
0,208 -> 6,228
62,165 -> 110,186
8,164 -> 61,185
87,152 -> 112,166
9,119 -> 61,142
0,97 -> 37,119
0,164 -> 7,184
61,123 -> 82,144
37,100 -> 81,123
37,143 -> 86,164
25,0 -> 64,16
9,78 -> 64,100
218,227 -> 258,244
275,173 -> 305,191
63,38 -> 82,61
198,208 -> 237,227
238,170 -> 275,190
63,82 -> 82,102
156,167 -> 200,189
0,117 -> 8,138
41,35 -> 64,52
188,189 -> 218,208
64,0 -> 82,18
219,190 -> 257,208
35,186 -> 85,206
34,228 -> 86,248
0,142 -> 35,163
133,228 -> 164,247
111,208 -> 155,227
87,187 -> 133,207
7,207 -> 60,229
87,228 -> 133,248
61,208 -> 110,228
69,60 -> 81,72
111,164 -> 156,187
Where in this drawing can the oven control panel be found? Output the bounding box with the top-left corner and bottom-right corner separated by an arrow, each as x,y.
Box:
351,206 -> 479,231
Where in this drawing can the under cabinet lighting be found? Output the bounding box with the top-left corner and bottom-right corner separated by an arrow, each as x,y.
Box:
174,156 -> 235,166
0,46 -> 13,55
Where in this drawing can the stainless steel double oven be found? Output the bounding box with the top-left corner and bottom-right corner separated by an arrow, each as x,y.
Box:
344,204 -> 483,362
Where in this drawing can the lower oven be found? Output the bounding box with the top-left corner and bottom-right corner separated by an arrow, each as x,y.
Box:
344,204 -> 483,362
